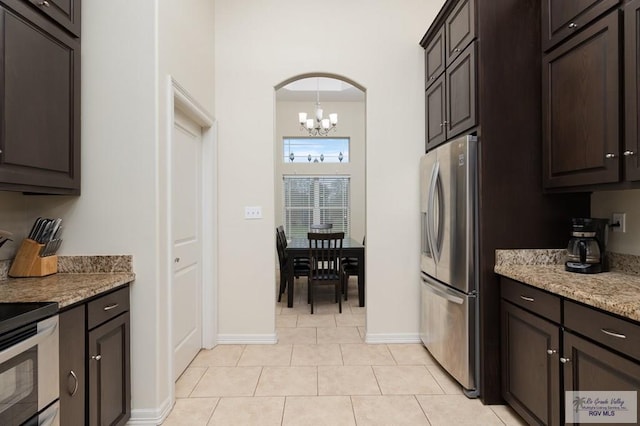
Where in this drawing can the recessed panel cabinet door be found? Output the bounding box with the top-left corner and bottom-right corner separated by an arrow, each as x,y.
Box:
26,0 -> 80,36
426,74 -> 446,151
563,331 -> 640,420
625,0 -> 640,181
89,313 -> 131,426
0,4 -> 80,194
542,0 -> 620,51
446,42 -> 476,141
542,11 -> 620,188
425,27 -> 445,88
501,302 -> 561,426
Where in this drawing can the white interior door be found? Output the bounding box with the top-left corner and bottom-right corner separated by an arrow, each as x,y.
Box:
172,107 -> 203,380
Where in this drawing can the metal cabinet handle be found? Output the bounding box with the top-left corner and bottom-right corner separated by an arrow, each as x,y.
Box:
454,48 -> 461,52
68,370 -> 78,396
624,150 -> 635,156
91,354 -> 102,361
520,295 -> 535,302
39,0 -> 50,6
560,357 -> 571,363
174,257 -> 180,263
442,120 -> 448,125
601,328 -> 626,339
103,303 -> 119,311
568,22 -> 578,29
605,153 -> 616,159
429,76 -> 435,81
547,349 -> 557,355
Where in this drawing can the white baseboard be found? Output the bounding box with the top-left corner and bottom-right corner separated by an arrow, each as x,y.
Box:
127,395 -> 173,425
365,333 -> 421,344
217,333 -> 278,344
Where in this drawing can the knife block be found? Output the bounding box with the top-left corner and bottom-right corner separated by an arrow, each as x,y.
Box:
9,239 -> 58,277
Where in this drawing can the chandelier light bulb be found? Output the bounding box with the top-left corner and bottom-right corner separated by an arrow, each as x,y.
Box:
329,113 -> 338,125
306,119 -> 314,129
298,112 -> 307,124
321,118 -> 330,129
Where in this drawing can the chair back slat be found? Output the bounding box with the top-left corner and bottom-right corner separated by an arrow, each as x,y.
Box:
308,232 -> 344,279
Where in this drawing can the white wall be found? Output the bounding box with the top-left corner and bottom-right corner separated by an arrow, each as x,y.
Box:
0,0 -> 215,422
275,100 -> 366,243
592,190 -> 640,255
215,0 -> 444,340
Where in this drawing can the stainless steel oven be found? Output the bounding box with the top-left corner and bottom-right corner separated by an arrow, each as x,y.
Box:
0,305 -> 59,426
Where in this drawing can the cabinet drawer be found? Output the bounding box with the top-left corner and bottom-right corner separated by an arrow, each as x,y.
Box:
87,287 -> 130,330
564,300 -> 640,362
501,278 -> 561,323
542,0 -> 620,51
26,0 -> 80,36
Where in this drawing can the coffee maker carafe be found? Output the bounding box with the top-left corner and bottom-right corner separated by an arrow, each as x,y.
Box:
565,218 -> 608,274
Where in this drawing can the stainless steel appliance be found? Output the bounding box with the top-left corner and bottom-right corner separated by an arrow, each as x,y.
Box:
419,135 -> 479,397
0,302 -> 59,426
565,217 -> 609,274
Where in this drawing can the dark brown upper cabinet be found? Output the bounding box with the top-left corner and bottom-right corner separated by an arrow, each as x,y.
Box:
26,0 -> 80,36
425,43 -> 476,152
445,0 -> 475,65
625,0 -> 640,181
0,0 -> 80,194
541,0 -> 620,52
542,11 -> 620,189
425,27 -> 445,88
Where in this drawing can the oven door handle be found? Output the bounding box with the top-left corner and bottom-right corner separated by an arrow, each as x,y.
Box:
0,317 -> 58,365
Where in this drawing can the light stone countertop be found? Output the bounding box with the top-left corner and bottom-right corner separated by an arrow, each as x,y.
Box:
495,250 -> 640,323
0,255 -> 134,308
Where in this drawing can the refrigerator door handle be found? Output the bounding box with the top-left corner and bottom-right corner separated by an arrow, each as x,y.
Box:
427,161 -> 440,263
421,274 -> 464,304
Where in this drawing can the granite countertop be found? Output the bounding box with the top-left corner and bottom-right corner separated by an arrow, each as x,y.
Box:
0,255 -> 135,308
495,250 -> 640,322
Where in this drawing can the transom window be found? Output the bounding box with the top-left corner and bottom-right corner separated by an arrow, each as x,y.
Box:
283,137 -> 350,163
283,176 -> 350,239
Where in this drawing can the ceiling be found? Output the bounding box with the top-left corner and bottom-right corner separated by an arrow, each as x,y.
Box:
276,77 -> 365,102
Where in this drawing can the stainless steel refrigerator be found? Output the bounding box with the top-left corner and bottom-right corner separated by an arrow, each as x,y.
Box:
419,134 -> 479,397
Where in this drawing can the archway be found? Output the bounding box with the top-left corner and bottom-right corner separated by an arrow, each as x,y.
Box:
274,74 -> 366,317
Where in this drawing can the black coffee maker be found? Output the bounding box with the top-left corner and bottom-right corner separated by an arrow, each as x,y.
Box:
565,218 -> 609,274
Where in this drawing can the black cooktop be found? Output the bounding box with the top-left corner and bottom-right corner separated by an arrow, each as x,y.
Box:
0,302 -> 58,335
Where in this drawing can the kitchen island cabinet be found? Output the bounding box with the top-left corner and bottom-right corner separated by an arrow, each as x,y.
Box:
0,0 -> 80,194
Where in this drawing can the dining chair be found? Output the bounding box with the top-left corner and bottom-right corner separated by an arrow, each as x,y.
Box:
341,235 -> 365,301
307,232 -> 344,314
276,228 -> 309,302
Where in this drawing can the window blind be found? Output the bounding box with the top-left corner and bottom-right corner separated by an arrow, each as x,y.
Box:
283,176 -> 350,239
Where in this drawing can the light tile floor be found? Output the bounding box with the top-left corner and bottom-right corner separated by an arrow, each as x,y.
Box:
163,277 -> 528,425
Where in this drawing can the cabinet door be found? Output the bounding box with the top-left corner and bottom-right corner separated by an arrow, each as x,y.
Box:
563,331 -> 640,422
501,301 -> 561,426
426,73 -> 446,151
26,0 -> 80,36
625,0 -> 640,181
88,313 -> 131,426
59,305 -> 86,426
0,4 -> 80,194
445,0 -> 475,66
541,0 -> 620,51
425,27 -> 445,88
542,11 -> 620,188
446,42 -> 476,140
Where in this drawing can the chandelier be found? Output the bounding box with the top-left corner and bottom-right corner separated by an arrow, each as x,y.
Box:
298,79 -> 338,137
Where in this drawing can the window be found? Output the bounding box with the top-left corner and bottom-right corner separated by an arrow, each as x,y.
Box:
283,176 -> 350,239
283,137 -> 350,163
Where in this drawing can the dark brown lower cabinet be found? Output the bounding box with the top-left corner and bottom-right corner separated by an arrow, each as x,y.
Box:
501,301 -> 560,425
562,331 -> 640,421
89,312 -> 131,426
59,286 -> 131,426
59,305 -> 86,425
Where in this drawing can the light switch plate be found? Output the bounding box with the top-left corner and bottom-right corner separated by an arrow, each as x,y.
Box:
244,206 -> 262,219
612,212 -> 626,233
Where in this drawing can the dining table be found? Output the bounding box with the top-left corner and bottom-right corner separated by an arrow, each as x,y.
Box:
285,237 -> 365,308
